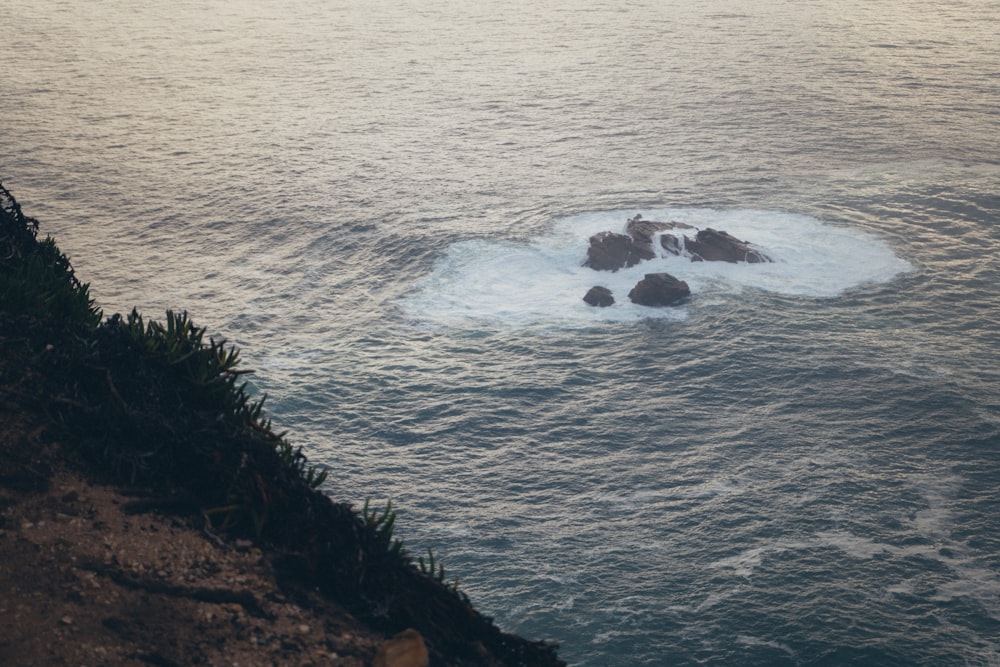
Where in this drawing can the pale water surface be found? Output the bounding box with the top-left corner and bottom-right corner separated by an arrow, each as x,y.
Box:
3,1 -> 1000,664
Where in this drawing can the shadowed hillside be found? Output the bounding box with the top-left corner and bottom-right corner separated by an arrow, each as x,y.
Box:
0,181 -> 565,667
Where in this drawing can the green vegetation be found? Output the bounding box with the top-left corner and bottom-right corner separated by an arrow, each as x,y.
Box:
363,498 -> 406,558
0,183 -> 100,325
362,498 -> 461,593
115,308 -> 327,491
0,180 -> 564,665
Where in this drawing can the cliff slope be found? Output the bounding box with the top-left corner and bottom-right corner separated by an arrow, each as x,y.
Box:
0,181 -> 564,667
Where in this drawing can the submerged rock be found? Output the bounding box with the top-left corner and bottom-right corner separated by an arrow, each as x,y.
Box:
628,273 -> 691,307
583,286 -> 615,307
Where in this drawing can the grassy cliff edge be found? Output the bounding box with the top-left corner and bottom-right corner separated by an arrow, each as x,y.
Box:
0,181 -> 565,667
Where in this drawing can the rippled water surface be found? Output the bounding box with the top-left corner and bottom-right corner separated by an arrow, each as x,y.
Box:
4,1 -> 1000,664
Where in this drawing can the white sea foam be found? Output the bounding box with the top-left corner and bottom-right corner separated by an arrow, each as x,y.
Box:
736,634 -> 797,658
591,630 -> 624,645
886,581 -> 916,596
400,208 -> 913,328
812,531 -> 895,559
911,474 -> 961,540
930,568 -> 1000,621
553,595 -> 576,611
431,522 -> 475,538
257,351 -> 319,371
711,546 -> 774,578
888,546 -> 1000,622
813,479 -> 1000,623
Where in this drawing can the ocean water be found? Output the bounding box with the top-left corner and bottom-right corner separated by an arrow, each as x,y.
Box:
3,1 -> 1000,664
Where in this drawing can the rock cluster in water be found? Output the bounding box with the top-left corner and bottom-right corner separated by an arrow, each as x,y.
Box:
583,214 -> 772,307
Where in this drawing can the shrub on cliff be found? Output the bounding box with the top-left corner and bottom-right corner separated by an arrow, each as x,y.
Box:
0,182 -> 101,326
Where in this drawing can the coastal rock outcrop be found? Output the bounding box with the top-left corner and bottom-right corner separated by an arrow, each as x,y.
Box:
583,286 -> 615,307
584,214 -> 772,271
583,231 -> 640,272
581,214 -> 771,308
625,214 -> 694,262
661,227 -> 771,263
628,273 -> 691,307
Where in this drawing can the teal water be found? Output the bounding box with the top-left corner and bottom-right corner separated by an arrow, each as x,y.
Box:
3,1 -> 1000,664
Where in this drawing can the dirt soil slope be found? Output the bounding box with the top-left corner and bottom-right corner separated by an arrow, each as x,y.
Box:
0,404 -> 389,667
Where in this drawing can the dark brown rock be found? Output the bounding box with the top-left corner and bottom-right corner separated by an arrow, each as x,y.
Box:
684,228 -> 771,263
625,214 -> 695,261
627,273 -> 691,307
659,233 -> 686,257
588,215 -> 771,270
583,286 -> 615,307
584,231 -> 639,272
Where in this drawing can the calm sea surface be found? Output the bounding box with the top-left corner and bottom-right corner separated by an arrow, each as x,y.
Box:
4,1 -> 1000,664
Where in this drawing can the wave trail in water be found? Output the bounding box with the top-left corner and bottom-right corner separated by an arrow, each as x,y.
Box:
400,208 -> 914,328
